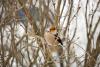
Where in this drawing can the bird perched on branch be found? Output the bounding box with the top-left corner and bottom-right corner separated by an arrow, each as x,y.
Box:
44,25 -> 63,67
44,25 -> 63,49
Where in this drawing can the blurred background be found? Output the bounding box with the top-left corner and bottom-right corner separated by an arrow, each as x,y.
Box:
0,0 -> 100,67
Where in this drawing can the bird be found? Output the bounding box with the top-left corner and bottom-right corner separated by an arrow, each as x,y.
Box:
44,25 -> 63,67
44,26 -> 63,49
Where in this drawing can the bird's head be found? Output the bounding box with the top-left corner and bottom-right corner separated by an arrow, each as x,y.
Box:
49,25 -> 57,34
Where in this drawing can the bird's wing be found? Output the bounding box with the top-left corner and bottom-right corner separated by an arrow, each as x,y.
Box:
54,34 -> 63,45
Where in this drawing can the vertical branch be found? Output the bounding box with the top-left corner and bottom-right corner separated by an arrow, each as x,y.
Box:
85,0 -> 89,37
92,17 -> 100,36
0,28 -> 5,67
60,0 -> 66,19
63,0 -> 73,36
10,24 -> 17,66
54,0 -> 61,26
84,0 -> 90,67
60,0 -> 66,28
88,0 -> 100,36
39,0 -> 45,36
65,0 -> 73,67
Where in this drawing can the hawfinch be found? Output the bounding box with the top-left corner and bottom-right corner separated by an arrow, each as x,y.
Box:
44,26 -> 63,67
44,26 -> 63,52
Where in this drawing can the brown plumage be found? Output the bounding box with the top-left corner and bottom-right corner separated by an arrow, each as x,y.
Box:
44,26 -> 63,67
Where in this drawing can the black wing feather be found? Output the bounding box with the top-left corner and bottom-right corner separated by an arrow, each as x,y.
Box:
54,34 -> 63,45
